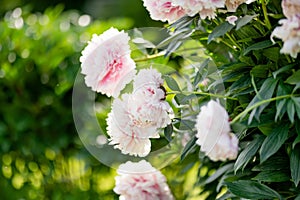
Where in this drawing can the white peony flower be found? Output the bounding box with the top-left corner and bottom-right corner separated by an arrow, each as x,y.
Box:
282,0 -> 300,19
80,27 -> 136,97
114,160 -> 174,200
271,15 -> 300,58
142,0 -> 187,23
195,100 -> 239,161
225,0 -> 255,12
107,68 -> 173,157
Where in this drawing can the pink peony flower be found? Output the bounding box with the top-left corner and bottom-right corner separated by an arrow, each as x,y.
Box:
114,160 -> 174,200
80,27 -> 136,97
143,0 -> 187,23
225,0 -> 255,12
175,0 -> 225,20
195,100 -> 239,161
271,15 -> 300,58
282,0 -> 300,19
107,69 -> 173,157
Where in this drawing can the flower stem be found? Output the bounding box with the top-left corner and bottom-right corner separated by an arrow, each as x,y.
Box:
167,91 -> 238,100
134,51 -> 166,62
230,94 -> 292,123
261,0 -> 272,30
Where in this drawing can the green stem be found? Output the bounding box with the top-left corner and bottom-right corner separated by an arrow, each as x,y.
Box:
231,94 -> 292,123
261,0 -> 272,30
225,33 -> 242,50
134,51 -> 166,62
167,91 -> 238,100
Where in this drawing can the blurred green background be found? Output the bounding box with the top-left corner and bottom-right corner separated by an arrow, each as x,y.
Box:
0,0 -> 195,199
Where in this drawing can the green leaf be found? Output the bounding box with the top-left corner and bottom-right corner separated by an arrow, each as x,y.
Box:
205,163 -> 234,184
207,22 -> 234,44
295,194 -> 300,200
287,99 -> 295,123
243,40 -> 274,55
234,135 -> 264,172
293,134 -> 300,149
252,155 -> 289,171
181,136 -> 197,161
236,14 -> 258,30
252,170 -> 290,182
292,97 -> 300,119
263,47 -> 280,62
260,124 -> 289,163
272,64 -> 295,79
247,77 -> 279,123
164,124 -> 173,142
250,64 -> 271,78
286,70 -> 300,85
291,145 -> 300,187
226,180 -> 282,199
164,75 -> 181,91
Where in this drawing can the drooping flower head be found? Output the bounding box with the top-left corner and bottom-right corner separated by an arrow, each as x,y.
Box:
107,68 -> 173,157
114,160 -> 174,200
143,0 -> 187,23
271,15 -> 300,58
282,0 -> 300,19
225,0 -> 255,12
195,100 -> 238,161
80,27 -> 136,97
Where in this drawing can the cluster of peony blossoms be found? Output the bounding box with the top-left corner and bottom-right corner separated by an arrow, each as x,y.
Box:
80,27 -> 173,158
271,0 -> 300,58
114,160 -> 174,200
195,100 -> 239,161
142,0 -> 255,23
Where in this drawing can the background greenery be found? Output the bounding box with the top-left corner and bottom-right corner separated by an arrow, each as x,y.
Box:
0,1 -> 181,199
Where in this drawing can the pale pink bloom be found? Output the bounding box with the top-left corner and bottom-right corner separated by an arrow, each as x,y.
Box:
195,100 -> 238,161
205,132 -> 239,161
225,0 -> 254,12
107,94 -> 158,157
114,160 -> 174,200
226,15 -> 238,25
80,27 -> 136,97
107,69 -> 173,157
175,0 -> 225,19
282,0 -> 300,19
143,0 -> 186,23
271,15 -> 300,58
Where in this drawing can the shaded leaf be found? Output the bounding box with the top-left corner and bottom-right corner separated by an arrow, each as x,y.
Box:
252,170 -> 290,182
272,64 -> 295,79
164,124 -> 173,142
226,180 -> 282,199
208,22 -> 234,44
234,135 -> 264,172
286,70 -> 300,85
236,14 -> 258,30
247,77 -> 279,124
291,144 -> 300,187
260,124 -> 289,163
243,40 -> 273,55
287,99 -> 295,123
181,136 -> 197,161
205,163 -> 234,184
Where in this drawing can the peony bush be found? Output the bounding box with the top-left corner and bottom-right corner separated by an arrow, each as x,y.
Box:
79,0 -> 300,199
